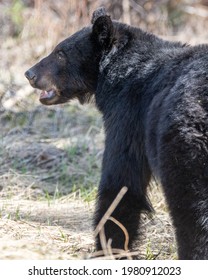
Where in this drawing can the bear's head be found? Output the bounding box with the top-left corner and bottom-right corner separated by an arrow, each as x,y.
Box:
25,7 -> 116,105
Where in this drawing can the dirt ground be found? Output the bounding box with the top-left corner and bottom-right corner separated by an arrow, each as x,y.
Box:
0,102 -> 176,259
0,0 -> 208,260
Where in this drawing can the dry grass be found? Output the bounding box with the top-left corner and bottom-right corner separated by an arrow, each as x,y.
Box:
0,195 -> 94,259
0,169 -> 176,259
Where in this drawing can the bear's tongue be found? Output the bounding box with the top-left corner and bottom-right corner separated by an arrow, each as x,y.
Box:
40,90 -> 56,100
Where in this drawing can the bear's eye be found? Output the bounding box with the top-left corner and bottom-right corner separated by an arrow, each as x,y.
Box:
56,51 -> 65,60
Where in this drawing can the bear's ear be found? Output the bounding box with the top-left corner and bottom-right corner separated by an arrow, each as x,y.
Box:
91,7 -> 114,50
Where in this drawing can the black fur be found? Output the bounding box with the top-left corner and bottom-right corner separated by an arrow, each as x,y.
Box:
25,8 -> 208,259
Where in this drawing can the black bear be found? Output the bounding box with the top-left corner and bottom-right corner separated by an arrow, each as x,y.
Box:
25,7 -> 208,259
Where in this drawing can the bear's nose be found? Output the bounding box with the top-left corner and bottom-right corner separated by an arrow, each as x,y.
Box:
25,69 -> 37,81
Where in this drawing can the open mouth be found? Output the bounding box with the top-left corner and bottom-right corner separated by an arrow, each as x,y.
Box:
39,89 -> 60,105
38,88 -> 69,105
40,89 -> 57,101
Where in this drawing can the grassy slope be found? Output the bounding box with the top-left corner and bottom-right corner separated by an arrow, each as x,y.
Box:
0,101 -> 176,259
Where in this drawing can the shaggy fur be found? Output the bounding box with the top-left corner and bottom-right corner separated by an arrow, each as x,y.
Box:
25,7 -> 208,259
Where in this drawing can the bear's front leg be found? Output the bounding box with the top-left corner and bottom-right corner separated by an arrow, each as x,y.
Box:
94,188 -> 149,254
94,137 -> 152,257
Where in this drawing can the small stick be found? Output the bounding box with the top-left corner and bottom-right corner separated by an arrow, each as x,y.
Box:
94,186 -> 128,237
108,216 -> 130,254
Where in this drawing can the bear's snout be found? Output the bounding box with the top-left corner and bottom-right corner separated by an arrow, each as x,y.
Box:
25,68 -> 37,82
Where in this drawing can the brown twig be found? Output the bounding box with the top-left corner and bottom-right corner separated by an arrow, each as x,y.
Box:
108,216 -> 130,252
94,186 -> 128,237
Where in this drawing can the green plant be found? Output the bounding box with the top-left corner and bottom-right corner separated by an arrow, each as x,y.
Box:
11,0 -> 24,25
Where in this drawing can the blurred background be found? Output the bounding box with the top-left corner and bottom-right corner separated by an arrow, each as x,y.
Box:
0,0 -> 208,259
